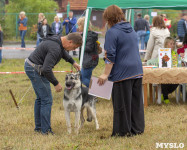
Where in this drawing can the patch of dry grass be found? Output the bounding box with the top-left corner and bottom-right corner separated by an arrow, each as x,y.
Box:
0,59 -> 187,150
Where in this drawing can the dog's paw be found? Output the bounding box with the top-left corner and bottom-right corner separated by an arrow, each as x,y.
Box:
67,128 -> 72,134
96,124 -> 99,130
87,117 -> 92,122
80,122 -> 84,128
74,128 -> 79,135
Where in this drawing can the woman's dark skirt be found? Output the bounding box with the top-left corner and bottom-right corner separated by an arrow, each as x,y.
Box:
111,78 -> 145,137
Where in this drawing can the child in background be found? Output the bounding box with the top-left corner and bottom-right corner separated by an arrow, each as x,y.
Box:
0,25 -> 3,64
38,18 -> 53,43
177,33 -> 187,59
77,17 -> 99,87
161,37 -> 178,104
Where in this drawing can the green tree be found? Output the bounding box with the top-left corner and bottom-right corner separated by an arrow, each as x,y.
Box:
5,0 -> 59,39
0,0 -> 6,28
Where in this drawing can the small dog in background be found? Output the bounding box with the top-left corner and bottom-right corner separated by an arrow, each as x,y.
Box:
63,73 -> 99,134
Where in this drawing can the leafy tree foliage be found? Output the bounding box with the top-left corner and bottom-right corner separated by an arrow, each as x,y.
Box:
4,0 -> 59,39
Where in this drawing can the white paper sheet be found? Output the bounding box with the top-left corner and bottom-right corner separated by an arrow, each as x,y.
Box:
88,76 -> 113,100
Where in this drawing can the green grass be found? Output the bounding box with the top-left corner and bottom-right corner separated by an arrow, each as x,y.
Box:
0,59 -> 187,150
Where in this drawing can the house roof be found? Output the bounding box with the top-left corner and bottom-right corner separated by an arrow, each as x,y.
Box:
69,0 -> 87,10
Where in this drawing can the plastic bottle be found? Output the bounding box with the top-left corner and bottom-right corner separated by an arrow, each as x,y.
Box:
178,54 -> 182,67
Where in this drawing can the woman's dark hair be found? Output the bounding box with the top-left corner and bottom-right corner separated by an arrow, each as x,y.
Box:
152,16 -> 166,29
183,33 -> 187,45
103,5 -> 125,27
42,18 -> 47,25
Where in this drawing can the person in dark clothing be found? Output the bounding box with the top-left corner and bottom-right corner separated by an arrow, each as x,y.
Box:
134,13 -> 150,50
24,33 -> 82,135
38,18 -> 53,43
177,14 -> 187,42
36,13 -> 45,47
98,5 -> 144,137
77,17 -> 99,87
62,11 -> 77,56
0,25 -> 3,64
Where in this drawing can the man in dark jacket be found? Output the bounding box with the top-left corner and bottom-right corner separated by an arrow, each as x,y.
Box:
177,14 -> 187,42
62,11 -> 77,56
134,13 -> 150,50
24,32 -> 82,135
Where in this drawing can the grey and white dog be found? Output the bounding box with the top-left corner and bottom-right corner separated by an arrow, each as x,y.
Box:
63,73 -> 99,134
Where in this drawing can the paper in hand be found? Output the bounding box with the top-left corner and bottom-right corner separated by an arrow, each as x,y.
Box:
88,76 -> 113,100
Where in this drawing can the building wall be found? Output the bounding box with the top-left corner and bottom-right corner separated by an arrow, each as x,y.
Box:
56,0 -> 105,28
90,10 -> 104,28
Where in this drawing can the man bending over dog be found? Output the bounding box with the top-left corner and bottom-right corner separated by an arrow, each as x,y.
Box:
24,33 -> 82,135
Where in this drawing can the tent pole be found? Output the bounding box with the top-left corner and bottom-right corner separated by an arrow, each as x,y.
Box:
148,9 -> 152,25
131,9 -> 134,27
80,8 -> 92,68
125,9 -> 128,20
128,9 -> 131,22
67,2 -> 70,17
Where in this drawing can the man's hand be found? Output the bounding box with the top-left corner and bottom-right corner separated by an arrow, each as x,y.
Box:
97,74 -> 108,86
55,83 -> 62,92
65,20 -> 69,22
73,63 -> 81,71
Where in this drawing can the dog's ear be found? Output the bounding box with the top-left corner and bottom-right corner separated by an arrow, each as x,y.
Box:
75,73 -> 81,80
65,74 -> 68,80
66,74 -> 71,80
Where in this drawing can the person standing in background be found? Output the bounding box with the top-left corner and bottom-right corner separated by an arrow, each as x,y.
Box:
18,11 -> 28,48
36,13 -> 45,47
144,16 -> 170,61
0,25 -> 3,64
51,16 -> 63,36
134,13 -> 150,50
62,11 -> 77,56
177,14 -> 187,42
144,14 -> 150,49
38,18 -> 53,43
162,14 -> 171,30
77,17 -> 99,88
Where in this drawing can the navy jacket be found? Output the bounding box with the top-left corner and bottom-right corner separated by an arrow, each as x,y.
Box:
62,17 -> 77,34
51,21 -> 63,35
0,31 -> 3,47
104,22 -> 143,82
177,19 -> 187,37
134,18 -> 149,32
